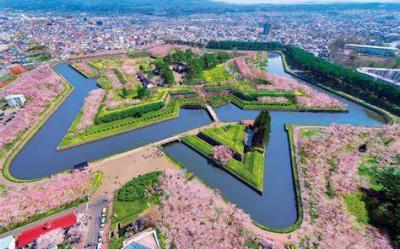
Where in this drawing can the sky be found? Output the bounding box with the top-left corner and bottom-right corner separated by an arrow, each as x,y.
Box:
212,0 -> 398,4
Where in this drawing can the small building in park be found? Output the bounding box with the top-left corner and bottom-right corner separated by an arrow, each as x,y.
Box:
9,65 -> 27,75
0,236 -> 16,249
5,95 -> 26,107
123,229 -> 161,249
240,119 -> 254,127
172,62 -> 188,74
137,73 -> 154,88
16,212 -> 77,248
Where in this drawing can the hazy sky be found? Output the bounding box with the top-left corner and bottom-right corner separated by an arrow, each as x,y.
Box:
213,0 -> 398,4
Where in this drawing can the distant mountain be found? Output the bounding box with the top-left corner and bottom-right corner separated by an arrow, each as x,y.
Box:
0,0 -> 399,15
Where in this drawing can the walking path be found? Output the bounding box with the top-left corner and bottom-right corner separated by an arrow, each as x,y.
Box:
205,104 -> 220,122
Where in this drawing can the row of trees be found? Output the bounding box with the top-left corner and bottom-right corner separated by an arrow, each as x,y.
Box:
164,49 -> 231,82
251,110 -> 271,148
207,40 -> 283,51
154,59 -> 174,85
283,45 -> 400,115
96,100 -> 164,123
118,172 -> 161,202
368,167 -> 400,246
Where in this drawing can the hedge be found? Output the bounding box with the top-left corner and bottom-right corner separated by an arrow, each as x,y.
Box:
96,100 -> 164,123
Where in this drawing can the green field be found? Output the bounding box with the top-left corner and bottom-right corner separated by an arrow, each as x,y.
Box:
59,98 -> 203,149
112,172 -> 161,230
343,191 -> 369,224
181,135 -> 213,156
201,64 -> 233,83
182,125 -> 265,191
201,125 -> 246,153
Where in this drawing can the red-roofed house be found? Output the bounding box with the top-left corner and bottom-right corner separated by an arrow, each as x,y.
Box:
16,213 -> 77,248
9,65 -> 27,75
240,119 -> 254,127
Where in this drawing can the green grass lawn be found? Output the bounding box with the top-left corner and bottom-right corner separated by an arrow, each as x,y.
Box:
182,125 -> 265,192
201,64 -> 233,83
91,171 -> 104,193
243,150 -> 265,189
182,135 -> 213,156
343,191 -> 369,224
112,195 -> 159,229
201,125 -> 246,154
301,128 -> 323,139
208,96 -> 230,106
111,172 -> 161,230
59,98 -> 204,149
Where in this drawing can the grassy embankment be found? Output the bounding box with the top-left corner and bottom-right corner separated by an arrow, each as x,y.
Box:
205,84 -> 346,112
253,124 -> 303,233
2,75 -> 74,182
181,124 -> 265,192
58,97 -> 203,150
110,172 -> 162,249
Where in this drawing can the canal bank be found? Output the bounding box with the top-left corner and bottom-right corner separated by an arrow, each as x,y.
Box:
4,53 -> 391,231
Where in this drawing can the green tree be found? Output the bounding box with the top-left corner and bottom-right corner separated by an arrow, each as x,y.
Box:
163,54 -> 174,64
122,87 -> 130,97
154,59 -> 175,85
137,86 -> 150,99
251,111 -> 271,148
368,167 -> 400,246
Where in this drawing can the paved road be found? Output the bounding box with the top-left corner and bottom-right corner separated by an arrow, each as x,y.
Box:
84,194 -> 111,249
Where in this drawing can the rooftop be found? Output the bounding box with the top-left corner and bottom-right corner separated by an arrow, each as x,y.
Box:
123,229 -> 161,249
16,212 -> 77,248
345,44 -> 399,51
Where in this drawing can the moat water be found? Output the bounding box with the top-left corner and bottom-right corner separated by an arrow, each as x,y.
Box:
9,53 -> 385,229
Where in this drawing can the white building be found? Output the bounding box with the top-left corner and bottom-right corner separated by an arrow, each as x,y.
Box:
5,94 -> 26,107
123,229 -> 161,249
0,236 -> 16,249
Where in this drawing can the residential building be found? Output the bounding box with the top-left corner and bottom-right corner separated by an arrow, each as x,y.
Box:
5,95 -> 26,107
122,229 -> 161,249
0,236 -> 15,249
345,44 -> 399,57
357,67 -> 400,88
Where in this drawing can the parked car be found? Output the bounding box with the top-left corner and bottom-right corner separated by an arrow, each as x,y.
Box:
101,207 -> 107,217
97,232 -> 103,243
100,217 -> 106,228
96,243 -> 102,249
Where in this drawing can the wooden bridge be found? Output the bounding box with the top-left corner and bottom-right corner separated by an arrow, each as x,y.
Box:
205,104 -> 220,122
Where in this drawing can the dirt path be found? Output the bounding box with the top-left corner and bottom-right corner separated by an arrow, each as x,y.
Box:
90,146 -> 176,197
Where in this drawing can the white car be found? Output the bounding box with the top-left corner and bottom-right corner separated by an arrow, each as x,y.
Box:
100,217 -> 106,228
101,207 -> 107,217
98,232 -> 103,243
96,243 -> 102,249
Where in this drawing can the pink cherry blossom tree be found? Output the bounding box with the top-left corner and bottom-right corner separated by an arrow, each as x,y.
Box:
0,64 -> 64,147
77,88 -> 105,131
150,169 -> 255,249
212,145 -> 233,164
0,169 -> 94,227
36,228 -> 65,249
292,124 -> 399,248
